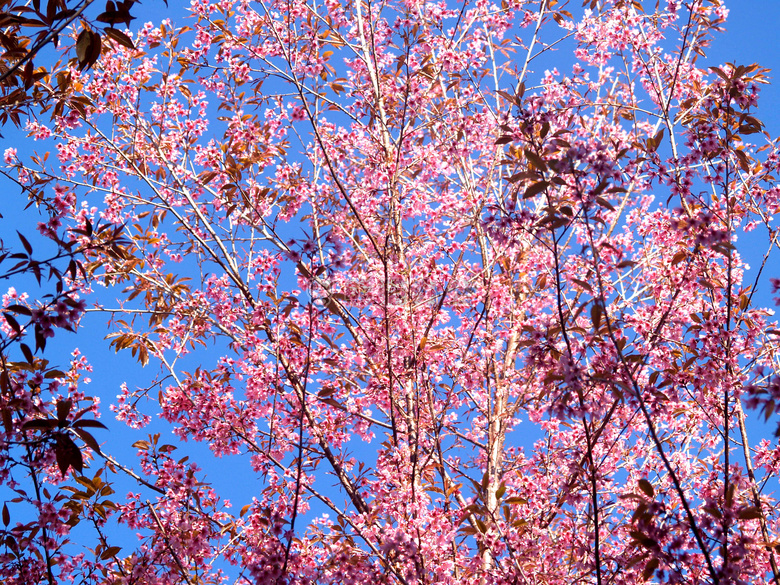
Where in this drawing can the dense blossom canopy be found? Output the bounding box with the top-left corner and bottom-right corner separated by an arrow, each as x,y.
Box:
2,0 -> 780,583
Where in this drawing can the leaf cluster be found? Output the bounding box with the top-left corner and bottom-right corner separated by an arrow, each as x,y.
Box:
0,0 -> 141,127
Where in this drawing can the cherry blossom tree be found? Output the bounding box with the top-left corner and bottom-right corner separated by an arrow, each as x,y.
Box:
4,0 -> 780,583
0,0 -> 143,128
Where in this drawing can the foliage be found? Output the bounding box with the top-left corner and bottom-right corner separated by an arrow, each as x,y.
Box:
0,218 -> 126,584
0,0 -> 140,127
0,1 -> 142,583
4,0 -> 780,583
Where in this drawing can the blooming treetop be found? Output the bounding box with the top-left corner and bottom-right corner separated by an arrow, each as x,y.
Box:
3,0 -> 780,584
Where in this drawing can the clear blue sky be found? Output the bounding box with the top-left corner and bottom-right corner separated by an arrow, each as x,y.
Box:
709,2 -> 780,137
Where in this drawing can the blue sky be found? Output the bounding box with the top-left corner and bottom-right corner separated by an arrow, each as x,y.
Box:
710,2 -> 780,135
